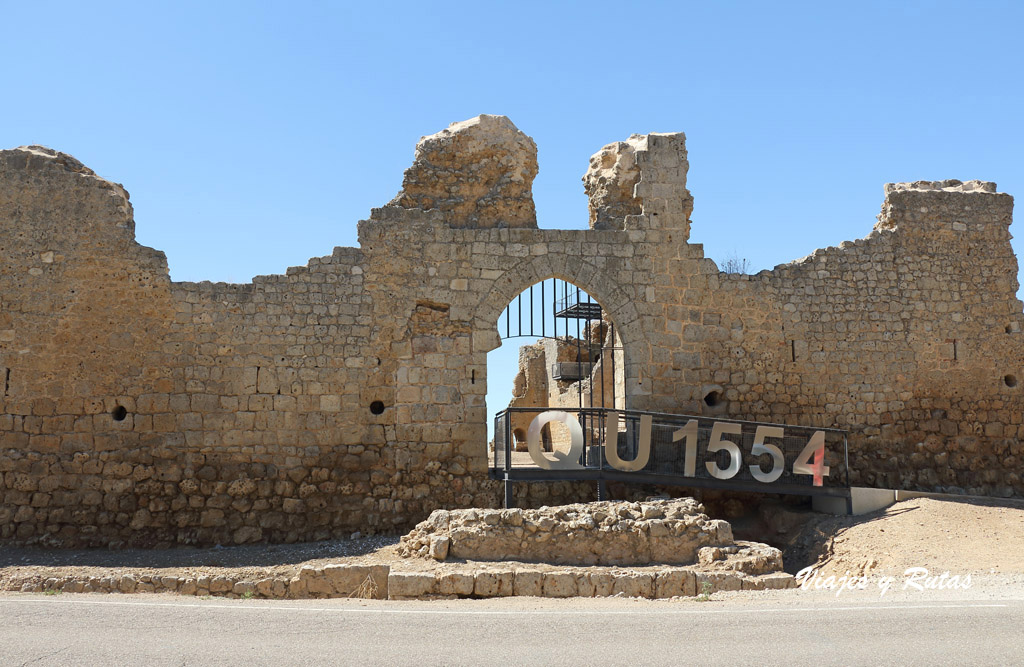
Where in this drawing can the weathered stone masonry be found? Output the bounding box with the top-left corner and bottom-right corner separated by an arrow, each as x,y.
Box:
1,115 -> 1022,547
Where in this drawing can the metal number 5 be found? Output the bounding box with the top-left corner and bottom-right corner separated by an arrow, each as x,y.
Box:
706,422 -> 742,480
749,425 -> 785,483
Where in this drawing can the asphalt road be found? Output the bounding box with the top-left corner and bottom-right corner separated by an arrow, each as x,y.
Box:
1,594 -> 1022,666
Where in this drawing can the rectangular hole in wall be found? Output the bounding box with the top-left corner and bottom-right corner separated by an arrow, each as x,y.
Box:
791,340 -> 796,363
3,368 -> 9,396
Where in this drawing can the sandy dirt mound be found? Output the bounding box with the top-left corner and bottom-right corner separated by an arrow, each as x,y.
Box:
785,496 -> 1024,577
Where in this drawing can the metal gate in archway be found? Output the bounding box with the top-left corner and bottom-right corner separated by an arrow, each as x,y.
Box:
495,277 -> 623,416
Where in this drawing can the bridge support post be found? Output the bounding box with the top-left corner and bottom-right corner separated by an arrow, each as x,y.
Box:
504,478 -> 515,508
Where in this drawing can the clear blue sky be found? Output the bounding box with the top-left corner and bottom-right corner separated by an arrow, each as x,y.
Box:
3,1 -> 1023,429
3,1 -> 1022,283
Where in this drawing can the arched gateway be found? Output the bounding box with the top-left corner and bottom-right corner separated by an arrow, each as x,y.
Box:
483,275 -> 627,503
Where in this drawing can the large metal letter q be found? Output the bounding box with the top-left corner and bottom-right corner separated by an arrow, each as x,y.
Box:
526,411 -> 585,470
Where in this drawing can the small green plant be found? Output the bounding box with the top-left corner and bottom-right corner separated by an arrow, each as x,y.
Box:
696,580 -> 713,602
241,590 -> 255,600
43,588 -> 62,596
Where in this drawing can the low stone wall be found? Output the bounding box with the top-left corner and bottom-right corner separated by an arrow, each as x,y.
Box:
386,561 -> 794,599
0,563 -> 389,600
2,555 -> 795,600
397,499 -> 735,566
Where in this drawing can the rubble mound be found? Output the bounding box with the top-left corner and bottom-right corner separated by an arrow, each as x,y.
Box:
388,114 -> 538,229
397,499 -> 781,567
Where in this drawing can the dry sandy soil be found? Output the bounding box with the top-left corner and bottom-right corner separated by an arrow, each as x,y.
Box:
1,496 -> 1022,590
783,495 -> 1024,577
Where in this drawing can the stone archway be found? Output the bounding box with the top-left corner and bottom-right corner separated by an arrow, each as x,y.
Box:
472,252 -> 648,469
473,252 -> 644,401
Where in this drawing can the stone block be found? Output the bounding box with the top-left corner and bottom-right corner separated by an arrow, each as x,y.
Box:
741,572 -> 796,590
473,571 -> 513,597
513,570 -> 543,597
232,581 -> 256,596
297,567 -> 333,596
542,572 -> 577,598
436,572 -> 475,597
286,577 -> 306,599
255,578 -> 275,597
209,576 -> 234,593
118,575 -> 137,593
322,564 -> 389,599
696,571 -> 742,593
388,572 -> 437,599
655,568 -> 696,598
429,535 -> 450,561
611,573 -> 653,598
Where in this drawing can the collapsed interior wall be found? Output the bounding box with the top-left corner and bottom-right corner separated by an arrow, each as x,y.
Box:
1,116 -> 1021,548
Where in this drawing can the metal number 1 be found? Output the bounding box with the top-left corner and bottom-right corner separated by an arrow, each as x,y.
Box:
671,419 -> 698,477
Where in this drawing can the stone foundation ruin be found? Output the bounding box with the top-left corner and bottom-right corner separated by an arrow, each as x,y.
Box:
393,499 -> 790,598
1,114 -> 1022,548
398,499 -> 736,566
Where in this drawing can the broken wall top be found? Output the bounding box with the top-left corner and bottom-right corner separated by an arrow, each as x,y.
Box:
386,114 -> 539,229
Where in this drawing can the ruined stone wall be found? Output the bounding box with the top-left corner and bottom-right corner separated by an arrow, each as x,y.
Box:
577,135 -> 1023,497
2,116 -> 1022,548
700,181 -> 1024,495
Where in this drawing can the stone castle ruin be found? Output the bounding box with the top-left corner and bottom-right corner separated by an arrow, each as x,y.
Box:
1,114 -> 1022,548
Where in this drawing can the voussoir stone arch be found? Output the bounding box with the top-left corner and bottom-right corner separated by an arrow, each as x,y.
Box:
472,252 -> 645,405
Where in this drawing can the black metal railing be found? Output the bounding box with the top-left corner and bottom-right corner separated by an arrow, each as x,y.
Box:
492,406 -> 850,499
500,278 -> 604,340
554,288 -> 603,320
